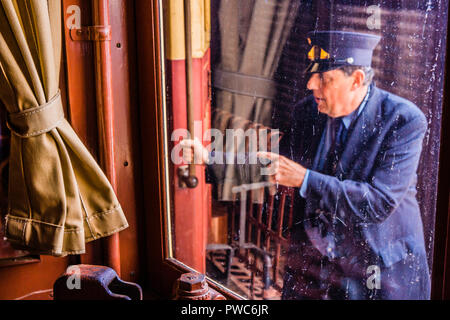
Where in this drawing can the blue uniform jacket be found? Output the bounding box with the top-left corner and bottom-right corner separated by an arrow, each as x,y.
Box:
282,84 -> 430,298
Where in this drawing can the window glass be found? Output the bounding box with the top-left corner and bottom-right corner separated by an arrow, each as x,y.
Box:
164,0 -> 447,300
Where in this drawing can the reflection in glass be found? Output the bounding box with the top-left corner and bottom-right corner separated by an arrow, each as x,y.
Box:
164,0 -> 447,300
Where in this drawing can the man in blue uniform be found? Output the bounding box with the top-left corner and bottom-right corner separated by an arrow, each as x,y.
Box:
259,31 -> 431,299
182,30 -> 431,300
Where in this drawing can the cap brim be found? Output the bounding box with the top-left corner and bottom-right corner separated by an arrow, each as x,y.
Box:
304,61 -> 347,74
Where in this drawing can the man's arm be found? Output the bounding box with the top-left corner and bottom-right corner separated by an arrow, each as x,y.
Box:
180,138 -> 271,187
305,114 -> 427,225
258,110 -> 427,224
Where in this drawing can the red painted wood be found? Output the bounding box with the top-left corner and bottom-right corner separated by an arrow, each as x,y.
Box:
63,0 -> 144,281
63,0 -> 99,156
91,0 -> 121,277
168,50 -> 210,273
108,0 -> 143,285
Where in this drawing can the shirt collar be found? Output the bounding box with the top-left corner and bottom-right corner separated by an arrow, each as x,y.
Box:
340,85 -> 371,129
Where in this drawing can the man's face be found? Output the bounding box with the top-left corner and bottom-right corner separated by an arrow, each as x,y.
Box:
306,69 -> 355,118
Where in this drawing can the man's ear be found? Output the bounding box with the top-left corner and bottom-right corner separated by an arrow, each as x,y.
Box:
352,69 -> 366,89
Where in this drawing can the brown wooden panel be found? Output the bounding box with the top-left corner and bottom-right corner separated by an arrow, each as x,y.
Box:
62,0 -> 144,283
109,0 -> 144,284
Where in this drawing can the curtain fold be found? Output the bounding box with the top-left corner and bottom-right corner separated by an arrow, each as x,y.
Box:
212,0 -> 299,201
0,0 -> 128,256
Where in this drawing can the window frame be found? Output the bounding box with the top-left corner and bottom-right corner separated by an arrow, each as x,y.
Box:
136,0 -> 450,300
430,13 -> 450,299
135,0 -> 240,299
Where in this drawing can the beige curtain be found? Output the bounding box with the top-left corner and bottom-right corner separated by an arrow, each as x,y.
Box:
212,0 -> 299,201
0,0 -> 128,256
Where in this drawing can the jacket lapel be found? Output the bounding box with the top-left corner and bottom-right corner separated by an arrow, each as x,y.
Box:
335,85 -> 385,178
293,98 -> 327,169
307,113 -> 327,170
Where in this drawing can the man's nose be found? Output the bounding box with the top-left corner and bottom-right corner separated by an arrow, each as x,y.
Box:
307,73 -> 319,91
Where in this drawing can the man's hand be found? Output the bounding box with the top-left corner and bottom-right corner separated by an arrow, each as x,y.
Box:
257,151 -> 307,188
180,137 -> 210,165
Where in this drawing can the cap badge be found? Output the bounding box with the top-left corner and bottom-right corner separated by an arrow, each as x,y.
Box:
307,45 -> 330,61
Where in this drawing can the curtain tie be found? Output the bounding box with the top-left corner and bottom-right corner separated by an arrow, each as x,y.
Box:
7,91 -> 65,138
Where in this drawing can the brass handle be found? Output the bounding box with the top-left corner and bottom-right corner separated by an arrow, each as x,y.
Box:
182,0 -> 198,188
178,165 -> 199,189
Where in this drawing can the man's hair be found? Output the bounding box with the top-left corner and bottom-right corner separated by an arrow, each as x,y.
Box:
339,65 -> 374,86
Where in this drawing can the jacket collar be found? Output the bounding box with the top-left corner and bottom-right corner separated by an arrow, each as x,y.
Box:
341,84 -> 371,129
335,84 -> 385,177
